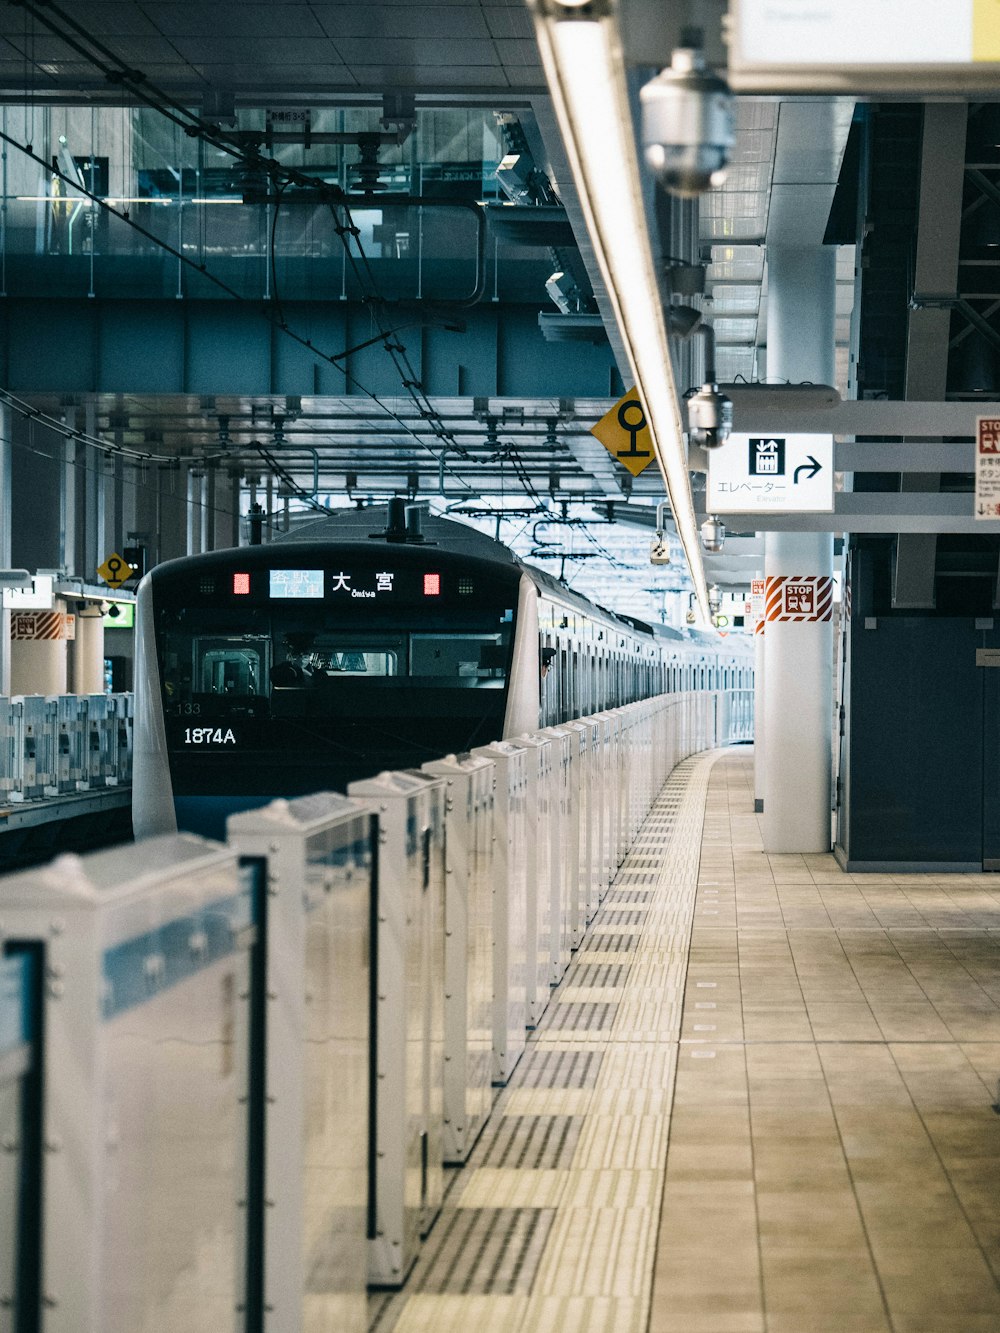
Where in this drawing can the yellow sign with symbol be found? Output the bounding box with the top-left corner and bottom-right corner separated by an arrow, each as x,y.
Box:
97,552 -> 133,590
590,388 -> 657,477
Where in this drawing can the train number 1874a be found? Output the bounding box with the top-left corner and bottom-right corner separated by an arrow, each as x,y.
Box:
184,727 -> 237,745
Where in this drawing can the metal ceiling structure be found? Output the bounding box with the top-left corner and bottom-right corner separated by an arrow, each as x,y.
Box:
0,0 -> 996,622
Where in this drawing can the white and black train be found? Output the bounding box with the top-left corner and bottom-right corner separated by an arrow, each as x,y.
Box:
133,503 -> 752,839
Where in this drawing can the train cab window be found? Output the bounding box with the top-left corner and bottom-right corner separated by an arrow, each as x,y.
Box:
197,641 -> 267,696
164,634 -> 270,704
409,632 -> 507,683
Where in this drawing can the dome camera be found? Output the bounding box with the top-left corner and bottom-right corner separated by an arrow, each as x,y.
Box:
686,383 -> 733,448
701,515 -> 726,553
640,45 -> 734,199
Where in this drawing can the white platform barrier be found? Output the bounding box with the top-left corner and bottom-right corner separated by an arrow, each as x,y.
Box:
471,740 -> 529,1084
346,770 -> 445,1287
421,753 -> 495,1166
538,725 -> 574,988
0,950 -> 36,1325
514,733 -> 554,1029
0,835 -> 254,1333
227,792 -> 372,1333
559,719 -> 589,950
0,693 -> 135,802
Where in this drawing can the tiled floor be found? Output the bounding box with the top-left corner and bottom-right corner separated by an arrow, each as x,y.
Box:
651,749 -> 1000,1333
370,748 -> 1000,1333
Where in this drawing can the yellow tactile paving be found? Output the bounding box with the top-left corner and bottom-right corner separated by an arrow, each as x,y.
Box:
391,1294 -> 528,1333
501,1088 -> 593,1117
531,1205 -> 657,1296
455,1169 -> 569,1210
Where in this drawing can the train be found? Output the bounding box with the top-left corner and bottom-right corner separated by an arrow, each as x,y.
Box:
132,501 -> 753,840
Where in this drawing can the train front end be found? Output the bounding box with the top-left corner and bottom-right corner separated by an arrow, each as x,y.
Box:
133,539 -> 523,839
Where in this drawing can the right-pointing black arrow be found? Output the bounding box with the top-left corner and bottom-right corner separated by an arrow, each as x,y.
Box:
794,455 -> 822,484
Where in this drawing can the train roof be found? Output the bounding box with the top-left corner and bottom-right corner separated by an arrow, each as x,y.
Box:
279,505 -> 519,564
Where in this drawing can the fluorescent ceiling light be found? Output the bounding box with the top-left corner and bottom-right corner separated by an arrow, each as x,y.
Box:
530,0 -> 710,620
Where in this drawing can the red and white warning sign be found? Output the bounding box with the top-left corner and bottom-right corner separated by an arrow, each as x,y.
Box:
975,417 -> 1000,520
765,575 -> 834,623
10,611 -> 76,641
750,578 -> 766,635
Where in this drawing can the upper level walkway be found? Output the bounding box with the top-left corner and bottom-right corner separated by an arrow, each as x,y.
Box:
371,749 -> 1000,1333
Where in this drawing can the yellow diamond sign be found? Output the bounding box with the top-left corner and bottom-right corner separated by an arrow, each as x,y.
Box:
97,552 -> 133,590
590,388 -> 656,477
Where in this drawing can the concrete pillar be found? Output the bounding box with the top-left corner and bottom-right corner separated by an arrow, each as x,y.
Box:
762,245 -> 836,853
10,599 -> 69,695
71,606 -> 105,694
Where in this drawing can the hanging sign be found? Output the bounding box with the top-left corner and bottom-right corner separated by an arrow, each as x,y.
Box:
590,389 -> 657,477
98,552 -> 134,590
708,434 -> 834,514
750,577 -> 766,635
975,417 -> 1000,519
730,0 -> 1000,92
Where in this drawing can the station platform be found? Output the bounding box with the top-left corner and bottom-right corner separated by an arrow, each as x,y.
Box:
371,749 -> 1000,1333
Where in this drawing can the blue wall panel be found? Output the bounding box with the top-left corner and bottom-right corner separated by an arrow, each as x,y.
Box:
98,304 -> 185,392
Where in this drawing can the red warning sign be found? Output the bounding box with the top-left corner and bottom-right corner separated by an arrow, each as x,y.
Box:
976,417 -> 1000,519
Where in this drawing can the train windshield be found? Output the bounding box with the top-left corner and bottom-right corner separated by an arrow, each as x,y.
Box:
161,624 -> 510,711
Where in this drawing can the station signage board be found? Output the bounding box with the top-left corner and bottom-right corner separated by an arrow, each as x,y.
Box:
729,0 -> 1000,90
707,434 -> 834,515
975,417 -> 1000,520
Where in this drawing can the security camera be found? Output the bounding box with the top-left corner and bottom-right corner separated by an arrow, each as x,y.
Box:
640,45 -> 734,199
701,515 -> 726,553
708,583 -> 722,614
686,383 -> 733,448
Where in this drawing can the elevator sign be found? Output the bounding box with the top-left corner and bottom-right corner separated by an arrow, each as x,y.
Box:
707,433 -> 834,514
975,417 -> 1000,519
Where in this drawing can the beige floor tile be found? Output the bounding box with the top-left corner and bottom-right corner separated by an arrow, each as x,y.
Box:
804,1001 -> 883,1041
875,1245 -> 1000,1319
758,1248 -> 888,1326
756,1190 -> 868,1248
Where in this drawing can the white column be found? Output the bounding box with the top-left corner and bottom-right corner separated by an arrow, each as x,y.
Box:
762,245 -> 836,853
763,532 -> 834,851
753,626 -> 764,811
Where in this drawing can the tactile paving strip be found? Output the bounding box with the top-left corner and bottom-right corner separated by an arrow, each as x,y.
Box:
409,1208 -> 556,1295
371,750 -> 718,1333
